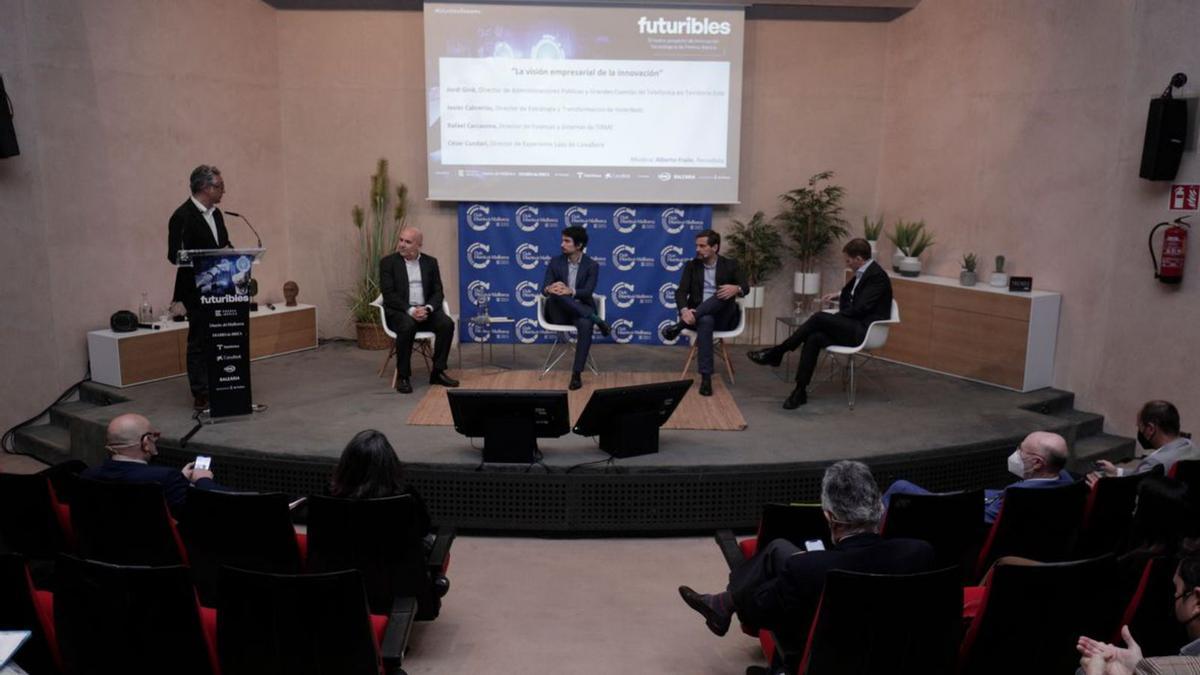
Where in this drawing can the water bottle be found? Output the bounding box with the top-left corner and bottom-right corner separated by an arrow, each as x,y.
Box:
139,293 -> 154,323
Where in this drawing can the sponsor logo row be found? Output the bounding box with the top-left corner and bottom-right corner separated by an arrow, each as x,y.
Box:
465,204 -> 705,234
467,243 -> 688,272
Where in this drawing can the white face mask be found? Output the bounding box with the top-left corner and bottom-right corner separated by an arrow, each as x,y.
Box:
1007,449 -> 1027,479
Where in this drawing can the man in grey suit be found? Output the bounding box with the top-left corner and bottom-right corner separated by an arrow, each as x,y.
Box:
1089,400 -> 1197,483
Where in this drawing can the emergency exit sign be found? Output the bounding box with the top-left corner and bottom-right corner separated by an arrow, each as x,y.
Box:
1170,184 -> 1200,211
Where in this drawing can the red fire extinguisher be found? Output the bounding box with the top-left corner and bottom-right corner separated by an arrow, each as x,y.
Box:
1149,215 -> 1191,284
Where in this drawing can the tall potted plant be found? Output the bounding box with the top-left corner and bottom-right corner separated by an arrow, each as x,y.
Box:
725,210 -> 783,309
347,158 -> 408,349
776,171 -> 849,301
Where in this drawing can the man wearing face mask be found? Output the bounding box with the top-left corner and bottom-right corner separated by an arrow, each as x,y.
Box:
1076,538 -> 1200,674
1090,401 -> 1197,486
81,413 -> 223,514
883,431 -> 1074,524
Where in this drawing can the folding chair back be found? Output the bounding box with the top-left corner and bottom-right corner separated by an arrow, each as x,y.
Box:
68,476 -> 185,566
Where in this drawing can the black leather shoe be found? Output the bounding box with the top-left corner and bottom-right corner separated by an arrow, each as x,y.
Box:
192,393 -> 209,411
430,370 -> 460,388
595,318 -> 611,337
747,349 -> 783,367
433,575 -> 450,598
678,586 -> 731,637
782,386 -> 807,410
699,376 -> 713,397
395,376 -> 413,394
660,322 -> 684,342
569,372 -> 583,390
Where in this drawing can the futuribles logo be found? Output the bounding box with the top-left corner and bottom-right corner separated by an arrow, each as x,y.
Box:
660,245 -> 686,272
515,280 -> 541,307
659,282 -> 679,308
610,282 -> 637,309
515,243 -> 543,270
637,16 -> 733,36
467,243 -> 492,269
612,244 -> 638,272
661,208 -> 686,235
466,204 -> 492,231
610,318 -> 636,344
657,319 -> 681,345
515,318 -> 541,344
466,280 -> 492,307
612,207 -> 638,234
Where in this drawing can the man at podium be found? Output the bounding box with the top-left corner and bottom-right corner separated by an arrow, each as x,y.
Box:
167,164 -> 230,411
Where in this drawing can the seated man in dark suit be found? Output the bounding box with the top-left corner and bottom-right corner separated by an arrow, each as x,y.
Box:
660,228 -> 748,397
543,225 -> 610,390
747,238 -> 892,409
82,413 -> 223,513
678,460 -> 936,639
883,430 -> 1075,524
380,226 -> 459,394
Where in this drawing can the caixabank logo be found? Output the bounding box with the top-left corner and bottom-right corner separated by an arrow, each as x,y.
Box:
659,282 -> 679,308
515,318 -> 543,344
466,242 -> 510,269
609,318 -> 651,344
660,245 -> 687,272
514,280 -> 541,307
515,205 -> 558,233
610,281 -> 653,309
565,206 -> 606,229
657,319 -> 682,345
515,243 -> 549,271
611,244 -> 655,272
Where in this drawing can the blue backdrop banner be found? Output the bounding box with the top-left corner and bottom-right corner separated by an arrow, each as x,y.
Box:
458,203 -> 712,345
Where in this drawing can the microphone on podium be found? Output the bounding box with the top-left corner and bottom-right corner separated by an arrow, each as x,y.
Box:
223,210 -> 263,248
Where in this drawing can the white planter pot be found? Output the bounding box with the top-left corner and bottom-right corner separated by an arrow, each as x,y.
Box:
744,286 -> 765,309
891,250 -> 906,273
868,240 -> 878,257
793,271 -> 822,295
990,272 -> 1009,288
898,256 -> 922,277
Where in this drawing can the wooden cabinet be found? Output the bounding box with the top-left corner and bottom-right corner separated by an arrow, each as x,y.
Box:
875,276 -> 1060,391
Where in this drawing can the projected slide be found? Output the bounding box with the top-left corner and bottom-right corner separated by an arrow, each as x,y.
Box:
425,3 -> 744,204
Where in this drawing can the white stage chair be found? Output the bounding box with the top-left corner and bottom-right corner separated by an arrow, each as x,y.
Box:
679,297 -> 747,383
536,295 -> 606,377
823,299 -> 900,409
371,295 -> 456,389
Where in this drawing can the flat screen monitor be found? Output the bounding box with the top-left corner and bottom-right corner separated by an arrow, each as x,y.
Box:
572,379 -> 691,457
448,389 -> 570,462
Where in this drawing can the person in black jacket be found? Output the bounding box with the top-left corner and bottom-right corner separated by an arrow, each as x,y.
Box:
660,229 -> 748,397
329,429 -> 433,543
678,460 -> 935,640
747,238 -> 893,409
167,165 -> 231,411
379,227 -> 459,394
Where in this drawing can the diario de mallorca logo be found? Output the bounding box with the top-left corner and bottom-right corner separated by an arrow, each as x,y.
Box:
514,280 -> 541,307
658,282 -> 679,309
660,245 -> 687,272
515,318 -> 542,344
515,243 -> 548,270
466,204 -> 493,232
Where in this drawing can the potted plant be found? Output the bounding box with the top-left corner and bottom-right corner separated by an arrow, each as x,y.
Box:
886,220 -> 921,273
896,221 -> 933,277
776,171 -> 849,301
863,216 -> 884,258
960,253 -> 978,286
347,158 -> 408,350
725,210 -> 783,309
990,255 -> 1008,288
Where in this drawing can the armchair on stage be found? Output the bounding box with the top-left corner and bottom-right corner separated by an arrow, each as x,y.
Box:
371,295 -> 456,389
536,294 -> 606,377
679,297 -> 747,382
823,299 -> 900,409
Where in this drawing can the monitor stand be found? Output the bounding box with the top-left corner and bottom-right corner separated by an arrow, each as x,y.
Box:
482,416 -> 538,463
598,410 -> 660,458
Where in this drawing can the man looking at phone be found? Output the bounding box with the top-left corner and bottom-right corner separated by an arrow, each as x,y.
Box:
82,413 -> 223,513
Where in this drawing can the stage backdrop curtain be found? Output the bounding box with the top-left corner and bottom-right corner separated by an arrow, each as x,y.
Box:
457,203 -> 712,345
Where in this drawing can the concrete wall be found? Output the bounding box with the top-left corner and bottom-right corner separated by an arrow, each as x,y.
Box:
877,0 -> 1199,431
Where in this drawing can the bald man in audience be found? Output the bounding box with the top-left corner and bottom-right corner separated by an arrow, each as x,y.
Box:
883,431 -> 1075,524
81,413 -> 222,513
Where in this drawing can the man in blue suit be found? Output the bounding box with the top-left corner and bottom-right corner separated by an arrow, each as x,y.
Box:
543,226 -> 610,390
882,430 -> 1075,524
82,413 -> 224,514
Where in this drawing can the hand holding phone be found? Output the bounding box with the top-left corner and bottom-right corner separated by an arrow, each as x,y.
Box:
194,455 -> 212,471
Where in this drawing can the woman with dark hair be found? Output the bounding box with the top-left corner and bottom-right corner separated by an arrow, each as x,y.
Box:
330,429 -> 432,536
1120,475 -> 1198,562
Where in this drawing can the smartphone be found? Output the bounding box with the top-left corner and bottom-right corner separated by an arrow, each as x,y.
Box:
193,455 -> 212,471
804,539 -> 825,552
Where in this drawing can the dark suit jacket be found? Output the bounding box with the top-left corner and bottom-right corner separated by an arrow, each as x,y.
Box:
674,255 -> 749,310
168,198 -> 231,307
837,260 -> 893,326
736,532 -> 936,634
81,458 -> 221,513
380,252 -> 446,324
542,253 -> 599,308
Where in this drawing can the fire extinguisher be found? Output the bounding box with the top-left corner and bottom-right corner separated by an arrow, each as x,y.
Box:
1149,215 -> 1191,284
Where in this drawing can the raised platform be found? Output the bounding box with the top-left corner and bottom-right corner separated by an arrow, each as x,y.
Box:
14,341 -> 1134,535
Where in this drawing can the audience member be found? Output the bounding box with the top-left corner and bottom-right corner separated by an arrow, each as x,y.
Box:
1077,538 -> 1200,674
883,430 -> 1073,524
1091,401 -> 1197,484
330,429 -> 432,539
81,413 -> 221,512
1118,476 -> 1198,562
677,460 -> 935,639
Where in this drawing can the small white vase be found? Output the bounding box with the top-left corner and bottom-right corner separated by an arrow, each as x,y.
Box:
744,286 -> 765,309
891,250 -> 905,273
793,271 -> 821,295
990,272 -> 1008,288
868,240 -> 878,258
898,256 -> 922,277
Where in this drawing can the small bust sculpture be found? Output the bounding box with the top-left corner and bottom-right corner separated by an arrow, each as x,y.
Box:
283,280 -> 299,306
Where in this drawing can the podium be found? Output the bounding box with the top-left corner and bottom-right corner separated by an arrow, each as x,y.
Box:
177,247 -> 265,418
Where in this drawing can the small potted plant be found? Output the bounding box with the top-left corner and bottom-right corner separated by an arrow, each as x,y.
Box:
726,210 -> 783,309
960,253 -> 978,286
897,221 -> 933,277
990,255 -> 1008,287
887,220 -> 916,272
863,216 -> 884,258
